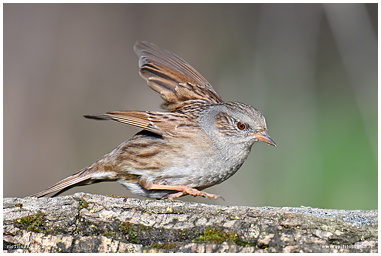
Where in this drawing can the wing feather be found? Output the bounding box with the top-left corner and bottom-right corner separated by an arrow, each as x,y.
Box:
134,41 -> 223,113
85,111 -> 196,135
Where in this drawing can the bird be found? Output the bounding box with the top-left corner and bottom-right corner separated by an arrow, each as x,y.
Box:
30,41 -> 276,200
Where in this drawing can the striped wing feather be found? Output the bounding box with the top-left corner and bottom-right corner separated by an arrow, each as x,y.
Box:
84,111 -> 196,135
134,41 -> 223,113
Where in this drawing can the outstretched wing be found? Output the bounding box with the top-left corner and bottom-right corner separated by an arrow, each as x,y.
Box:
134,41 -> 223,113
84,110 -> 197,135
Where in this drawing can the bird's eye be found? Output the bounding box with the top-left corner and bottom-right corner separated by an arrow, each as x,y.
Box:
237,122 -> 246,130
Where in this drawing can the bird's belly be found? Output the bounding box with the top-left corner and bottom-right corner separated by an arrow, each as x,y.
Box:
121,131 -> 251,189
147,149 -> 249,188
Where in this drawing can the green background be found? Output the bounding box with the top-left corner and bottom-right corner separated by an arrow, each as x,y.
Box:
4,3 -> 377,209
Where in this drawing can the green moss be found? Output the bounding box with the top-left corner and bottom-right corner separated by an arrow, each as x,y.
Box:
137,224 -> 152,232
119,222 -> 137,243
19,215 -> 34,225
119,222 -> 133,233
192,227 -> 236,244
76,198 -> 88,210
192,227 -> 255,247
45,228 -> 54,235
19,211 -> 45,233
103,231 -> 116,236
234,237 -> 255,247
19,211 -> 44,226
27,226 -> 42,233
33,218 -> 43,227
118,222 -> 153,244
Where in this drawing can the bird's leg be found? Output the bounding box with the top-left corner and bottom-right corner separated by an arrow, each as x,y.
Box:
140,180 -> 220,199
166,189 -> 224,200
166,191 -> 185,199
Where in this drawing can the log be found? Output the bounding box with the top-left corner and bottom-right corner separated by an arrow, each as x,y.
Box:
3,193 -> 377,253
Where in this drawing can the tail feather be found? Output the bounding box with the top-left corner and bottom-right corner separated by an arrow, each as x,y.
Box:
30,170 -> 93,198
83,114 -> 112,120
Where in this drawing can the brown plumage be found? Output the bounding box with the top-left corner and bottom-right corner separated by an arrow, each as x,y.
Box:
135,41 -> 223,115
30,41 -> 275,200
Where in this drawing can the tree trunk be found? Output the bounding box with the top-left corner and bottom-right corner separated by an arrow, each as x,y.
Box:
3,193 -> 377,253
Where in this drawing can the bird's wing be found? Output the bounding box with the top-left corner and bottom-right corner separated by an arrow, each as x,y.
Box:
134,41 -> 223,113
84,110 -> 197,135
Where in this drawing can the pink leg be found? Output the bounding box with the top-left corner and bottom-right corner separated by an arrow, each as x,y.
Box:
143,183 -> 220,199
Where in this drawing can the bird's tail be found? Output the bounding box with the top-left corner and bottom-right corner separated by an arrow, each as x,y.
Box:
30,168 -> 93,197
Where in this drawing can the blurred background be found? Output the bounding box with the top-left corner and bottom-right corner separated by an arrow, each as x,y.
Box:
4,3 -> 377,209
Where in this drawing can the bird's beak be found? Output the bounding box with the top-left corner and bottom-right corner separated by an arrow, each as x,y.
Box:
252,130 -> 277,147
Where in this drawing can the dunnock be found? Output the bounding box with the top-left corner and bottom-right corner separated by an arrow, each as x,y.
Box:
31,41 -> 276,200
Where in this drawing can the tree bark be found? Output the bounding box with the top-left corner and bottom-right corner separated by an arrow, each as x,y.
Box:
3,193 -> 377,253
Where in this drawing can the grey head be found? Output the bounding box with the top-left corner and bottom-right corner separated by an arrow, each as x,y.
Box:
198,101 -> 276,152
